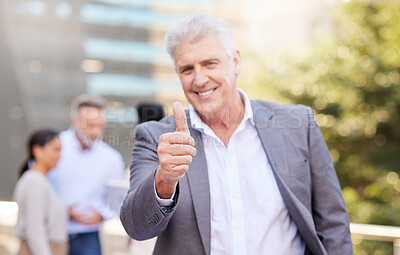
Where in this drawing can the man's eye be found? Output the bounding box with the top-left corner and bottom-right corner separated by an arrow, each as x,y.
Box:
207,62 -> 217,67
181,67 -> 193,74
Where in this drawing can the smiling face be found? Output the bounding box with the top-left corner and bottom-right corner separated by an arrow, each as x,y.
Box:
174,33 -> 241,117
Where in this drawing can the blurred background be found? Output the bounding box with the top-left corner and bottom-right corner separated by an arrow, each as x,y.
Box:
0,0 -> 399,254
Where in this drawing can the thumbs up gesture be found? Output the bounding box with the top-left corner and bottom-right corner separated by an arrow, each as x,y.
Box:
155,102 -> 197,199
173,102 -> 190,134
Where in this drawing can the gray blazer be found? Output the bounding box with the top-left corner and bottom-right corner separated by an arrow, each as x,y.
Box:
120,100 -> 353,255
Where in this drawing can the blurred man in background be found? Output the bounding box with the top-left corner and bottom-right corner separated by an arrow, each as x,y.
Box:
49,94 -> 125,255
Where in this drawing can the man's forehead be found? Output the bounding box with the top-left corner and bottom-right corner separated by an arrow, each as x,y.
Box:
175,41 -> 225,66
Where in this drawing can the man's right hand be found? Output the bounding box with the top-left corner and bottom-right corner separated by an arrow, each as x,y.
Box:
155,102 -> 196,199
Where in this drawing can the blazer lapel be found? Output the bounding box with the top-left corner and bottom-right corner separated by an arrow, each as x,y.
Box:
185,113 -> 211,255
251,101 -> 326,255
251,101 -> 290,183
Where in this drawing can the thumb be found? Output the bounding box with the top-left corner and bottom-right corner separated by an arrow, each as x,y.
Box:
173,102 -> 190,134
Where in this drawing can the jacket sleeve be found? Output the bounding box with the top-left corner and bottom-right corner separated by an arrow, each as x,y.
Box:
120,123 -> 178,240
307,107 -> 353,255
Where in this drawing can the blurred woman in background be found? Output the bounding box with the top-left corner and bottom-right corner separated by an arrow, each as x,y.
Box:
13,128 -> 68,255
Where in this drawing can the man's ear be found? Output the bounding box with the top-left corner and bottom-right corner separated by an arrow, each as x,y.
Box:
233,50 -> 241,75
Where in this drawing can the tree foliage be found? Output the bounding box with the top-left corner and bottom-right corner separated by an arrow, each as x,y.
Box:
244,0 -> 400,253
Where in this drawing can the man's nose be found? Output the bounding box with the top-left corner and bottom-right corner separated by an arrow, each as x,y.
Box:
193,69 -> 209,87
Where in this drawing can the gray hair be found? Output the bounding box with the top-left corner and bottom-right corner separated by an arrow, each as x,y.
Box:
165,13 -> 237,69
70,94 -> 107,118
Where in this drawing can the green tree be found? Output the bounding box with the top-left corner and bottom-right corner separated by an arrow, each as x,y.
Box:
244,0 -> 400,253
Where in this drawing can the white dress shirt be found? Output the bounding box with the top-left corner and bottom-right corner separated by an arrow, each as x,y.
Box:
49,129 -> 125,234
157,89 -> 306,254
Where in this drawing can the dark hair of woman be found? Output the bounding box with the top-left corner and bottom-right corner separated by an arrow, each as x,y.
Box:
18,128 -> 59,178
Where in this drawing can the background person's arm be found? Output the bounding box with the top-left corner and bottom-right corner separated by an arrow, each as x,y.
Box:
23,177 -> 52,255
95,153 -> 126,221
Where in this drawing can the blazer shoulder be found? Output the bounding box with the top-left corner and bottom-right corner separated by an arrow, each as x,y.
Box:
252,99 -> 309,110
251,100 -> 312,120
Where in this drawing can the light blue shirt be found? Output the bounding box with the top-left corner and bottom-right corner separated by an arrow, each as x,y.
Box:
49,129 -> 125,234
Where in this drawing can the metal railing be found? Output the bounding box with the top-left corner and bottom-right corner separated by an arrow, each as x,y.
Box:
2,199 -> 400,255
103,222 -> 400,255
350,223 -> 400,255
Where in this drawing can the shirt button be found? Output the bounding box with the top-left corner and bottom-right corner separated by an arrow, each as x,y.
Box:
232,192 -> 238,197
234,223 -> 240,228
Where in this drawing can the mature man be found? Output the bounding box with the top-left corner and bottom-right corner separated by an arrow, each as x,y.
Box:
49,94 -> 125,255
121,14 -> 353,255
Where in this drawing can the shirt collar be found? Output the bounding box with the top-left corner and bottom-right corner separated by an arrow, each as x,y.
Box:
66,128 -> 94,152
189,88 -> 254,132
